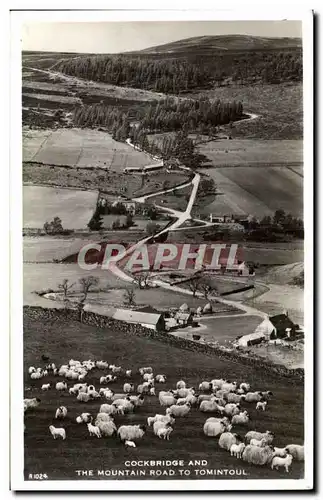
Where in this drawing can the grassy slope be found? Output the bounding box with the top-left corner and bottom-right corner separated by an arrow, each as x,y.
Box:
24,312 -> 304,481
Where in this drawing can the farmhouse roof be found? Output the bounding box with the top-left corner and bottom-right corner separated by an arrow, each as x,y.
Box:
113,309 -> 162,325
136,305 -> 162,315
269,314 -> 295,330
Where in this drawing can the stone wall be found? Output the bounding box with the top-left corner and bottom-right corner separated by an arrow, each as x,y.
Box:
23,306 -> 304,382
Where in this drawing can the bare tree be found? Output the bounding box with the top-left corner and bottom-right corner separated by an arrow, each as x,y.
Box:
123,288 -> 136,306
200,280 -> 213,300
79,276 -> 99,300
134,272 -> 150,289
58,279 -> 74,298
188,277 -> 201,297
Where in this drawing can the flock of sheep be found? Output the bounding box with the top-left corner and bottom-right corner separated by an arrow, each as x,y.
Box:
24,359 -> 304,474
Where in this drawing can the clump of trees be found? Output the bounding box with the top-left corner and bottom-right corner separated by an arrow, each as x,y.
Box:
123,287 -> 136,306
43,216 -> 64,234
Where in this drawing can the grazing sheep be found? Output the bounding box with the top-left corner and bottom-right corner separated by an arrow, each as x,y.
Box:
100,404 -> 117,415
155,374 -> 166,383
137,383 -> 153,395
55,381 -> 67,391
273,447 -> 288,458
111,366 -> 122,374
28,366 -> 36,374
271,454 -> 293,472
111,393 -> 128,401
77,392 -> 90,402
30,372 -> 43,380
231,411 -> 250,425
219,432 -> 242,451
225,393 -> 246,404
41,383 -> 50,391
239,382 -> 251,393
139,367 -> 153,375
125,440 -> 136,447
125,370 -> 132,378
199,399 -> 224,413
256,401 -> 267,411
49,425 -> 66,440
157,426 -> 173,440
199,381 -> 213,392
176,380 -> 186,389
95,413 -> 114,424
159,393 -> 177,407
166,403 -> 191,418
177,394 -> 197,406
74,383 -> 87,392
96,361 -> 109,369
203,420 -> 227,437
197,394 -> 215,404
242,445 -> 275,466
147,414 -> 175,427
113,398 -> 134,414
143,373 -> 154,382
96,420 -> 117,437
175,387 -> 195,398
123,383 -> 135,393
285,444 -> 304,461
129,395 -> 145,407
100,389 -> 114,400
250,437 -> 268,447
261,391 -> 274,401
69,387 -> 78,395
223,403 -> 240,417
76,413 -> 92,424
245,430 -> 274,445
153,421 -> 170,436
211,379 -> 226,390
55,406 -> 67,419
87,422 -> 102,438
149,387 -> 156,396
230,442 -> 246,459
245,391 -> 263,403
24,398 -> 41,411
222,382 -> 237,393
118,425 -> 146,442
106,375 -> 117,382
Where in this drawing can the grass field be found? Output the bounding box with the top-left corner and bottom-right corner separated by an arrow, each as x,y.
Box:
22,128 -> 158,170
23,311 -> 304,481
23,185 -> 98,230
188,315 -> 263,343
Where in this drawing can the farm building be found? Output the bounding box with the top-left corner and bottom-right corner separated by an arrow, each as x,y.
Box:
174,311 -> 194,326
112,309 -> 165,332
236,313 -> 298,347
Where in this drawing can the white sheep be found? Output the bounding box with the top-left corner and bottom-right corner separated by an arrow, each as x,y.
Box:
203,420 -> 227,437
157,426 -> 173,440
199,399 -> 224,413
88,390 -> 100,399
166,403 -> 191,418
273,447 -> 288,458
24,397 -> 41,411
245,430 -> 274,445
113,398 -> 134,414
230,442 -> 246,459
242,445 -> 275,466
118,424 -> 146,442
211,378 -> 226,390
176,380 -> 186,389
175,387 -> 194,398
87,422 -> 101,438
143,373 -> 154,382
159,393 -> 177,407
250,437 -> 268,447
129,395 -> 145,407
137,383 -> 153,395
155,374 -> 166,383
285,444 -> 304,461
139,367 -> 153,375
256,401 -> 267,411
225,393 -> 246,404
55,406 -> 67,419
100,404 -> 117,415
231,411 -> 250,425
77,392 -> 90,402
177,394 -> 197,406
28,366 -> 36,374
96,420 -> 116,437
55,381 -> 67,391
69,387 -> 77,395
76,413 -> 92,424
153,420 -> 169,436
95,413 -> 114,424
148,387 -> 156,396
222,381 -> 237,392
271,454 -> 293,472
125,440 -> 136,447
223,403 -> 240,417
245,391 -> 263,403
30,372 -> 43,380
147,414 -> 175,427
123,383 -> 135,393
111,365 -> 122,374
41,383 -> 50,391
96,361 -> 109,369
125,370 -> 132,378
199,381 -> 213,392
49,425 -> 66,440
239,382 -> 251,393
219,432 -> 243,451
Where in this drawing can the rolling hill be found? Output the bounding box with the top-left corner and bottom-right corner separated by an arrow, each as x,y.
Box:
127,34 -> 302,55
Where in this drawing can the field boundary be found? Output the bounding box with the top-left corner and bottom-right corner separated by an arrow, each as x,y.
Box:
23,305 -> 304,382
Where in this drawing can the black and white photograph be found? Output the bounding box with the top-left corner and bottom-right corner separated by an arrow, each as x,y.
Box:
10,8 -> 313,491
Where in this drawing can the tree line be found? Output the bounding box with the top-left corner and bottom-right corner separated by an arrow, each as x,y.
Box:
55,49 -> 302,92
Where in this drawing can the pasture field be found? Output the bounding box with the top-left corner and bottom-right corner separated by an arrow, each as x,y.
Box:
22,128 -> 158,170
23,185 -> 98,230
186,83 -> 303,140
24,310 -> 304,480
